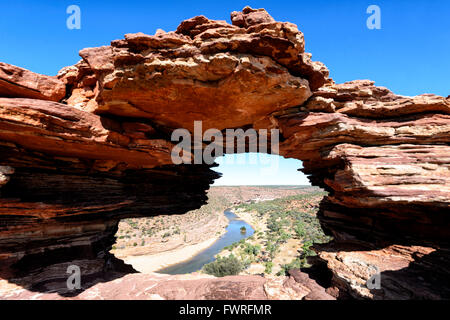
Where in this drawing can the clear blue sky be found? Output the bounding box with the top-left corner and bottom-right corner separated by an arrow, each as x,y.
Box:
1,0 -> 449,185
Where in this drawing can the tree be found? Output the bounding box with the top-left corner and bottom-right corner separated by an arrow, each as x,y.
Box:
294,221 -> 306,239
203,255 -> 243,277
264,261 -> 273,274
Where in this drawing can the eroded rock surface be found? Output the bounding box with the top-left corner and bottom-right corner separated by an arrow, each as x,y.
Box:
59,6 -> 330,131
0,63 -> 65,102
317,243 -> 450,300
0,271 -> 334,300
277,80 -> 450,244
0,7 -> 448,299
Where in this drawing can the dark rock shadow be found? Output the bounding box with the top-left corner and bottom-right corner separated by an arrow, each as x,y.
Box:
313,240 -> 450,300
0,252 -> 137,298
371,248 -> 450,300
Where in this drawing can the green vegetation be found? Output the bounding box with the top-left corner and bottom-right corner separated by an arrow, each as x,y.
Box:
264,261 -> 273,274
236,192 -> 331,245
113,190 -> 233,249
277,241 -> 317,275
203,255 -> 244,277
242,243 -> 261,256
294,221 -> 306,238
266,240 -> 279,259
220,191 -> 331,275
114,187 -> 331,279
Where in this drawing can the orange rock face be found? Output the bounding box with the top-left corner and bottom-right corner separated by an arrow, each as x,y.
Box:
316,243 -> 450,300
277,80 -> 450,244
0,63 -> 65,102
0,7 -> 449,299
60,7 -> 329,131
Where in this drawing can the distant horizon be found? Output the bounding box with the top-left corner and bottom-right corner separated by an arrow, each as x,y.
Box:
212,154 -> 311,186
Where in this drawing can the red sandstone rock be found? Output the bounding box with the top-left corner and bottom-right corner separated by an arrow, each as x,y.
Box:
316,243 -> 450,299
0,62 -> 66,101
0,6 -> 448,300
305,80 -> 450,117
0,271 -> 337,300
275,80 -> 450,244
0,97 -> 177,169
59,6 -> 329,130
231,6 -> 275,28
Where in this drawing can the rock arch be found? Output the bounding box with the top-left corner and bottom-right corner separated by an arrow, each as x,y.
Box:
0,7 -> 449,299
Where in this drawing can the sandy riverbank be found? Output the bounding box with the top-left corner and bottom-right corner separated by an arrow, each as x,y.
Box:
231,207 -> 266,233
114,210 -> 229,273
119,209 -> 257,273
123,236 -> 223,273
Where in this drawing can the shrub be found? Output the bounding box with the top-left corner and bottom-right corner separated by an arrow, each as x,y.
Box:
277,230 -> 291,243
203,255 -> 243,277
267,218 -> 281,233
266,241 -> 279,259
243,243 -> 261,256
294,221 -> 306,238
264,261 -> 273,274
301,241 -> 315,258
277,258 -> 304,276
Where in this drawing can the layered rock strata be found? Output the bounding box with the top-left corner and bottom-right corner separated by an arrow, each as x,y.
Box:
277,80 -> 450,245
0,7 -> 448,299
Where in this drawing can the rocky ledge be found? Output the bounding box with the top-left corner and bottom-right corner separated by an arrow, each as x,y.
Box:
0,270 -> 335,300
0,7 -> 449,299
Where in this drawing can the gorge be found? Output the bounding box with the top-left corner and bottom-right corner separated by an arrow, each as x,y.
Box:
0,6 -> 449,300
156,209 -> 254,275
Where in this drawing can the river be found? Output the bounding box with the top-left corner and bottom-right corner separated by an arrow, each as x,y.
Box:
156,209 -> 254,274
